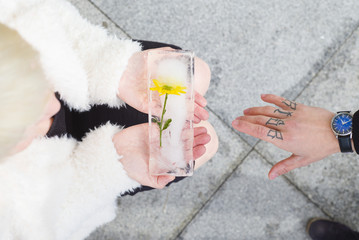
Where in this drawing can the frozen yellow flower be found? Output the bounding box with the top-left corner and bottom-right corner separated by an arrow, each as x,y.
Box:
150,76 -> 187,96
150,76 -> 187,147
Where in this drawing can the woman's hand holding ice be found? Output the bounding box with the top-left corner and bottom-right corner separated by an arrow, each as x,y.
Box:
118,48 -> 209,123
112,123 -> 210,189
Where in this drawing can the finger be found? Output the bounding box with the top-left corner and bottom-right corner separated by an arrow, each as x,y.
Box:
194,126 -> 207,136
195,91 -> 207,108
194,104 -> 209,121
155,175 -> 176,189
244,106 -> 293,118
193,145 -> 206,160
232,119 -> 285,144
261,94 -> 298,111
268,154 -> 305,180
182,127 -> 209,151
235,116 -> 286,131
182,125 -> 211,148
193,133 -> 211,147
194,116 -> 201,124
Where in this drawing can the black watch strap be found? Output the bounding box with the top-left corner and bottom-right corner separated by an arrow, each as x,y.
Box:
338,135 -> 353,152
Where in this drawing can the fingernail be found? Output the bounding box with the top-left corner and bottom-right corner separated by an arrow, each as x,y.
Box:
269,173 -> 279,180
202,98 -> 207,106
243,108 -> 250,114
233,120 -> 241,126
261,94 -> 268,98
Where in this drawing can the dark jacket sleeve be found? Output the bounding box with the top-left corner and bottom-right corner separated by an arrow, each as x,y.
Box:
352,110 -> 359,154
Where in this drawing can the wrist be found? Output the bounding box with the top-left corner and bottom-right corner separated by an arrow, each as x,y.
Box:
328,133 -> 341,155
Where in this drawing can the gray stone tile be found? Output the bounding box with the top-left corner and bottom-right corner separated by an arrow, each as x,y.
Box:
255,28 -> 359,230
92,0 -> 359,128
68,0 -> 129,38
179,151 -> 326,240
86,111 -> 252,240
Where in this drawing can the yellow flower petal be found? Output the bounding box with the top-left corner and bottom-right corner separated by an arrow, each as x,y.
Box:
150,76 -> 187,96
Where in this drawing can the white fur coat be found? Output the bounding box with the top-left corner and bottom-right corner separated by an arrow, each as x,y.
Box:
0,0 -> 143,239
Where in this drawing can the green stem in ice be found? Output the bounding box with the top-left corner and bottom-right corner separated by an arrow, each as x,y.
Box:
159,93 -> 169,147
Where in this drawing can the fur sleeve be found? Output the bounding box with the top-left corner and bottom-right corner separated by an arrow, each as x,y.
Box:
56,122 -> 141,240
0,137 -> 77,239
0,0 -> 141,111
0,123 -> 140,239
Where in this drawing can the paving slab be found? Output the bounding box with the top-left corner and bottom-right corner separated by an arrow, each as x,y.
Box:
86,111 -> 252,240
92,0 -> 359,138
255,27 -> 359,230
179,151 -> 327,240
68,0 -> 128,38
67,0 -> 359,238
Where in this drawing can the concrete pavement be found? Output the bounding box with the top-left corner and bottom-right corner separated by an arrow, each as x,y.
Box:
68,0 -> 359,239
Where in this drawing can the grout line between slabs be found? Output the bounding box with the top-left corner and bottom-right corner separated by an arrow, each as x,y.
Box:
254,149 -> 334,220
88,0 -> 132,39
293,22 -> 359,101
173,107 -> 263,239
173,148 -> 255,240
180,22 -> 359,239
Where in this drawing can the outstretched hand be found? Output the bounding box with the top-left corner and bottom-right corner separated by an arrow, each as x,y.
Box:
232,94 -> 340,180
112,123 -> 211,189
118,47 -> 208,123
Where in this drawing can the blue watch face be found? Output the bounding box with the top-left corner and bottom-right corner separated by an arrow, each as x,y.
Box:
332,113 -> 352,135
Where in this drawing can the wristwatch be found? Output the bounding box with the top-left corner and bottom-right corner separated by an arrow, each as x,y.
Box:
331,111 -> 353,153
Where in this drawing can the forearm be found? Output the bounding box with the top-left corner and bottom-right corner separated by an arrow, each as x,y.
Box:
58,123 -> 140,240
0,0 -> 141,111
0,137 -> 77,239
0,124 -> 140,239
57,0 -> 142,107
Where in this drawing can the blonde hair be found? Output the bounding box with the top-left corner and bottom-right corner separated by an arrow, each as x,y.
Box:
0,24 -> 50,159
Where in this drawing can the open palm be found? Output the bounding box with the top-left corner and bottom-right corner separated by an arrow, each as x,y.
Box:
112,123 -> 210,189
